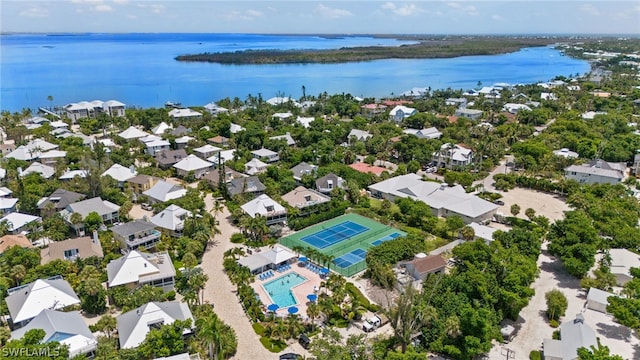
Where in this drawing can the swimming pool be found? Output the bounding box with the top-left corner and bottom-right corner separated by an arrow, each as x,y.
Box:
262,272 -> 307,308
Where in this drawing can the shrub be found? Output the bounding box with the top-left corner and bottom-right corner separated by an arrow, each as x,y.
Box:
259,336 -> 286,352
549,319 -> 559,328
230,233 -> 245,244
252,322 -> 265,336
529,350 -> 542,360
545,289 -> 568,321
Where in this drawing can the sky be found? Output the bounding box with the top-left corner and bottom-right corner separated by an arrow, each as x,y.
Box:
1,1 -> 639,35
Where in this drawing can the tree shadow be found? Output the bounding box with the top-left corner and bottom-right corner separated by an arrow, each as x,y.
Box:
595,321 -> 632,342
538,250 -> 580,290
633,343 -> 640,360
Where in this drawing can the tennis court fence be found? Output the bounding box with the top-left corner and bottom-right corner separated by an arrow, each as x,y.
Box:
331,260 -> 367,277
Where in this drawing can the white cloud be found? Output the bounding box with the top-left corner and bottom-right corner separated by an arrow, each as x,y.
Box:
447,2 -> 478,16
19,7 -> 49,18
491,14 -> 503,21
94,4 -> 113,12
314,4 -> 352,19
224,9 -> 263,21
580,4 -> 600,16
70,0 -> 102,3
381,2 -> 423,16
137,4 -> 165,14
112,0 -> 129,4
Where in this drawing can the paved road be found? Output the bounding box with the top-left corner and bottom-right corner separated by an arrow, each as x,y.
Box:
200,193 -> 281,360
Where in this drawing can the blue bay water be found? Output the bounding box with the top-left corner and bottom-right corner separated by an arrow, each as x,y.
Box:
0,33 -> 590,111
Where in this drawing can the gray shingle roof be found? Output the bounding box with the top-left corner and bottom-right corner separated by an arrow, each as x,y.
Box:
117,301 -> 194,349
111,220 -> 157,237
65,197 -> 120,218
228,176 -> 266,196
37,188 -> 86,211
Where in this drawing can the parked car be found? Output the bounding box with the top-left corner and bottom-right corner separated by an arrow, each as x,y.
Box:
298,334 -> 311,349
362,315 -> 382,332
279,353 -> 301,360
141,203 -> 153,210
494,200 -> 505,206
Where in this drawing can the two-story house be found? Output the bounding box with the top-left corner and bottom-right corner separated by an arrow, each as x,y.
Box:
60,197 -> 120,235
241,194 -> 288,226
150,205 -> 192,237
432,143 -> 474,169
107,250 -> 176,291
251,148 -> 279,163
40,234 -> 104,264
126,175 -> 161,196
111,220 -> 162,251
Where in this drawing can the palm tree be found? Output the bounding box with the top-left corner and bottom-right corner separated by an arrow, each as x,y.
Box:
70,212 -> 84,236
94,314 -> 117,339
10,264 -> 27,286
196,313 -> 224,360
444,315 -> 461,338
306,302 -> 321,331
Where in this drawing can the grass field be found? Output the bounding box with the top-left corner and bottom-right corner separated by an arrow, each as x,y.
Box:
280,213 -> 405,276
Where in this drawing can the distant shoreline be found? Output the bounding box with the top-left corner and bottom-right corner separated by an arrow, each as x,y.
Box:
174,37 -> 567,65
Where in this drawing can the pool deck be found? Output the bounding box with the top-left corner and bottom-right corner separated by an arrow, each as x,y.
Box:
252,263 -> 324,318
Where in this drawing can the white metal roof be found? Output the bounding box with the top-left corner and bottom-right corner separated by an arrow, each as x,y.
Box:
241,194 -> 286,218
150,204 -> 192,231
143,181 -> 187,202
173,155 -> 213,172
117,301 -> 193,349
119,126 -> 149,140
102,164 -> 137,182
6,278 -> 80,324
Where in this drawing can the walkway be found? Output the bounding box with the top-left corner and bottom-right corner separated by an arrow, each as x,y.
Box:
200,194 -> 280,360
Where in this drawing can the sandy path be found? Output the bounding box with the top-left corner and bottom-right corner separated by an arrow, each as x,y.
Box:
200,194 -> 280,360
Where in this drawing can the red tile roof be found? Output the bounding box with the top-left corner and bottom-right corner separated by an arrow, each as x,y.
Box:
349,162 -> 388,176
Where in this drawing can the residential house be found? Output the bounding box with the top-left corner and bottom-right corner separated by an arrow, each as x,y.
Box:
266,96 -> 300,107
348,129 -> 372,143
118,126 -> 150,140
40,234 -> 104,264
102,164 -> 138,185
433,143 -> 474,169
230,123 -> 245,134
143,181 -> 187,204
202,168 -> 246,189
273,112 -> 293,120
403,254 -> 447,281
173,155 -> 213,179
541,92 -> 558,101
402,127 -> 442,139
401,87 -> 428,97
445,98 -> 467,107
585,288 -> 617,314
290,162 -> 318,182
107,250 -> 175,291
151,122 -> 172,135
64,99 -> 125,121
60,197 -> 120,234
208,135 -> 229,147
171,125 -> 191,137
144,139 -> 171,156
127,175 -> 161,196
281,186 -> 330,215
58,169 -> 88,180
155,149 -> 188,170
193,144 -> 221,160
168,108 -> 202,121
369,174 -> 499,224
241,194 -> 288,225
251,148 -> 279,163
0,198 -> 18,216
111,220 -> 162,251
468,222 -> 498,243
0,234 -> 33,254
5,276 -> 80,329
11,310 -> 97,358
454,108 -> 483,120
0,143 -> 16,157
296,116 -> 315,128
502,103 -> 532,114
245,158 -> 269,175
18,161 -> 56,179
227,176 -> 266,197
542,314 -> 596,360
581,111 -> 607,120
269,132 -> 296,146
208,149 -> 236,167
37,188 -> 86,217
0,213 -> 42,234
388,105 -> 418,123
609,248 -> 640,286
174,135 -> 194,149
361,103 -> 388,119
117,301 -> 194,349
564,159 -> 627,185
38,150 -> 67,165
150,205 -> 192,237
553,148 -> 579,159
6,139 -> 58,161
316,173 -> 345,194
203,102 -> 228,115
0,186 -> 12,198
349,162 -> 389,176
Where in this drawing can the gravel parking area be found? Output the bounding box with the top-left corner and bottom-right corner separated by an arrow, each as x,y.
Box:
493,187 -> 570,222
488,243 -> 639,360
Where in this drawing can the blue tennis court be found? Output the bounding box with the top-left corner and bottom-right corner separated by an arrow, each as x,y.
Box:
371,232 -> 404,246
301,221 -> 369,249
333,248 -> 367,268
